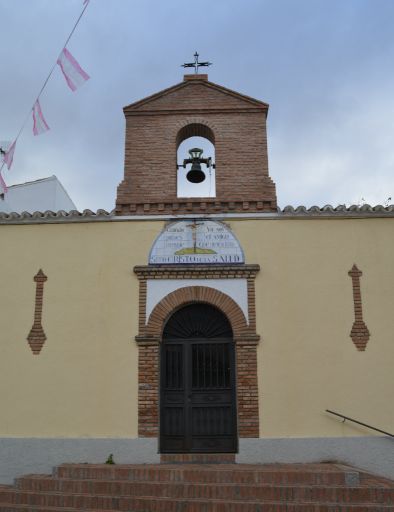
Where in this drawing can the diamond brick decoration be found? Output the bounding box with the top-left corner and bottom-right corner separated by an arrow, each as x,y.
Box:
348,264 -> 370,351
27,269 -> 48,355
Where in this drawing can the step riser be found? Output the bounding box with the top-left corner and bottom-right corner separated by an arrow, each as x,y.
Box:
1,464 -> 392,512
1,489 -> 393,507
54,467 -> 357,485
160,454 -> 236,464
0,502 -> 390,512
12,481 -> 394,504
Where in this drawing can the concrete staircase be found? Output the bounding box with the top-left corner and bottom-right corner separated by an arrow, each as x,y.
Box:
0,462 -> 392,511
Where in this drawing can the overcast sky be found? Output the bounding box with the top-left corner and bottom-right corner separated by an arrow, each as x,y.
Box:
1,0 -> 393,211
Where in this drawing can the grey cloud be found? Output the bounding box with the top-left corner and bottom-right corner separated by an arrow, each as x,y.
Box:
0,0 -> 393,211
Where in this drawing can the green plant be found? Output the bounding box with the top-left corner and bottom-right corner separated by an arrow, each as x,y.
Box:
105,453 -> 115,465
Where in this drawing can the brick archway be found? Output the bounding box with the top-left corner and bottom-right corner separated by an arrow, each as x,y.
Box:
176,123 -> 215,148
134,271 -> 260,441
173,117 -> 219,142
146,286 -> 249,339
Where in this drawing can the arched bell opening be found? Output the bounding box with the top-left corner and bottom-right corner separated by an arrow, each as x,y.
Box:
176,124 -> 216,198
160,303 -> 237,454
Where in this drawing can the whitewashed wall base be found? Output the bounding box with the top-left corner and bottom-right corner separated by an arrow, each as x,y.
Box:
0,437 -> 392,484
237,437 -> 394,480
0,438 -> 159,484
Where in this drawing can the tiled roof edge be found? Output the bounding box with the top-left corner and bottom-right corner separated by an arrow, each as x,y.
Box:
0,209 -> 115,224
280,204 -> 394,215
0,204 -> 393,224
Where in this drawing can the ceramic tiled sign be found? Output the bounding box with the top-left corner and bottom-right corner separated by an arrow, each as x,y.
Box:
149,220 -> 244,265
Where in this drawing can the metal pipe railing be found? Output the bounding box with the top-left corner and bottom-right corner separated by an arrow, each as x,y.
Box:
326,409 -> 394,437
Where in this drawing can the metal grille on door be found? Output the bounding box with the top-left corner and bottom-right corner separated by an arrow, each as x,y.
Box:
160,303 -> 237,453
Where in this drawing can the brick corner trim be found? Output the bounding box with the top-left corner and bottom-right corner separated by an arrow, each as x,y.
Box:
134,264 -> 261,440
27,269 -> 48,355
348,264 -> 370,351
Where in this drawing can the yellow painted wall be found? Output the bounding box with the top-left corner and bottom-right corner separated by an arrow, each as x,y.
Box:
0,217 -> 393,438
232,218 -> 394,438
0,221 -> 162,438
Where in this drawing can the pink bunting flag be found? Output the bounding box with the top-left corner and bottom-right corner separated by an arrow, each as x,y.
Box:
3,140 -> 16,170
0,171 -> 7,194
57,48 -> 90,92
33,100 -> 50,136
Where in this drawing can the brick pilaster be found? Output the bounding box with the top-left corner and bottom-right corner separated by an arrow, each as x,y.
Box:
235,337 -> 260,437
137,338 -> 160,437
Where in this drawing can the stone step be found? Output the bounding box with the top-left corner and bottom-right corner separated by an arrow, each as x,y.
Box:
13,478 -> 394,503
54,463 -> 363,486
160,453 -> 236,464
0,498 -> 392,512
1,463 -> 392,512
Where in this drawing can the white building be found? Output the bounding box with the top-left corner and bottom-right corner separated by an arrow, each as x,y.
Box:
0,175 -> 76,213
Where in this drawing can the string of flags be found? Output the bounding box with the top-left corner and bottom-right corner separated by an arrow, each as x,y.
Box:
0,0 -> 91,194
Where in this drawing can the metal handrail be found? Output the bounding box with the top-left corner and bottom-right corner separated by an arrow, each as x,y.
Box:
326,409 -> 394,438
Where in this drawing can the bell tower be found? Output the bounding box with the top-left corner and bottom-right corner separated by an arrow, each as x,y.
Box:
116,73 -> 277,215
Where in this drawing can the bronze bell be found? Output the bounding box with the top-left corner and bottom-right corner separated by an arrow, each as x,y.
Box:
184,148 -> 206,184
187,162 -> 206,183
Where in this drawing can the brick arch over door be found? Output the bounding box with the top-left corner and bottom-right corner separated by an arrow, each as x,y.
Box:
137,285 -> 260,440
146,286 -> 249,339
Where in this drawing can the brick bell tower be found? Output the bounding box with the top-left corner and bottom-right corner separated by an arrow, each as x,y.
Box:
116,73 -> 277,215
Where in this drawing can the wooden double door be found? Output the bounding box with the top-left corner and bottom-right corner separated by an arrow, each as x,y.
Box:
160,304 -> 237,453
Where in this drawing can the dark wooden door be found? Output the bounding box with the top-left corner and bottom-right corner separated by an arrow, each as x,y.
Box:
160,304 -> 237,453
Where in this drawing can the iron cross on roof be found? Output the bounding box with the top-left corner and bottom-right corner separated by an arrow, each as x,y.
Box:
182,52 -> 212,74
